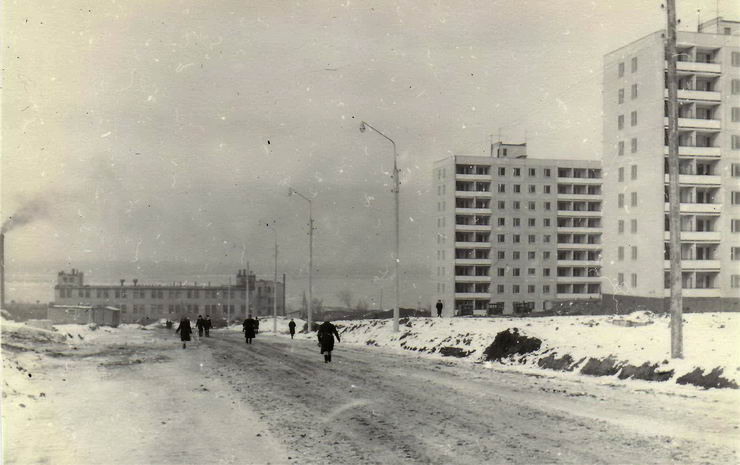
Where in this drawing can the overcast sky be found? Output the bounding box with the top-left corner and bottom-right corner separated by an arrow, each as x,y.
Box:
2,0 -> 738,305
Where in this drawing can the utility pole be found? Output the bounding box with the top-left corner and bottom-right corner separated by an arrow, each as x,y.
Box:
273,233 -> 278,333
227,276 -> 231,324
665,0 -> 683,359
246,262 -> 250,318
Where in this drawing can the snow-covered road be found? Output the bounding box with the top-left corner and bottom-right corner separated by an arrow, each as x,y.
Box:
4,325 -> 739,464
208,331 -> 740,465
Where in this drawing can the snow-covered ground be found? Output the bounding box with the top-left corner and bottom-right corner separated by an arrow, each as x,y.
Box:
323,312 -> 740,390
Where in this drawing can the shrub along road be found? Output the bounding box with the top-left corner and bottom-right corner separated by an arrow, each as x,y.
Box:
205,331 -> 739,465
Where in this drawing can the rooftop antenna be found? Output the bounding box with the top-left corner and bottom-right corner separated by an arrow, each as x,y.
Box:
716,0 -> 720,33
697,9 -> 701,32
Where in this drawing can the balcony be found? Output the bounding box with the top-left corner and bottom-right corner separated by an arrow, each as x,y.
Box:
556,293 -> 601,300
664,117 -> 721,130
557,243 -> 601,250
675,61 -> 722,74
666,89 -> 721,102
556,193 -> 601,201
455,275 -> 491,283
557,260 -> 600,267
556,276 -> 602,283
454,292 -> 492,299
662,231 -> 721,242
455,190 -> 491,198
455,224 -> 492,232
663,288 -> 720,298
557,227 -> 601,234
663,260 -> 720,270
557,209 -> 602,218
663,146 -> 721,157
454,258 -> 491,265
456,173 -> 491,182
663,174 -> 721,185
455,241 -> 491,248
455,208 -> 491,215
556,176 -> 601,185
664,203 -> 721,214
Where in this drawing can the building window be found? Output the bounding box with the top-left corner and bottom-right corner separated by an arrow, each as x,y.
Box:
543,235 -> 551,243
498,184 -> 506,193
618,273 -> 624,286
513,168 -> 521,177
513,184 -> 521,193
528,185 -> 536,194
631,273 -> 637,287
732,219 -> 740,233
529,168 -> 536,177
544,202 -> 551,210
513,251 -> 520,260
543,268 -> 551,277
630,165 -> 637,180
498,200 -> 506,209
528,268 -> 536,276
498,250 -> 506,259
498,167 -> 506,176
733,79 -> 740,95
513,217 -> 520,227
631,219 -> 637,233
544,185 -> 551,194
733,108 -> 740,123
631,246 -> 637,260
528,251 -> 536,259
528,218 -> 536,227
618,194 -> 624,208
526,285 -> 535,294
631,56 -> 637,72
733,52 -> 740,67
513,285 -> 520,294
497,284 -> 505,294
618,141 -> 624,156
630,111 -> 637,126
544,168 -> 551,177
630,192 -> 637,207
618,115 -> 624,130
498,217 -> 506,227
618,167 -> 624,182
732,247 -> 740,261
631,83 -> 638,99
733,136 -> 740,150
734,192 -> 740,205
498,268 -> 505,277
513,201 -> 520,210
543,285 -> 550,294
618,88 -> 624,104
513,268 -> 520,277
618,62 -> 625,77
528,235 -> 536,244
732,276 -> 740,289
543,218 -> 550,227
513,234 -> 520,244
618,246 -> 624,260
618,220 -> 624,233
631,138 -> 637,153
498,234 -> 505,243
543,252 -> 551,260
528,201 -> 536,210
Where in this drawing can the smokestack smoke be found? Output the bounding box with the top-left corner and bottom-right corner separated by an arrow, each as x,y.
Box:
1,193 -> 53,234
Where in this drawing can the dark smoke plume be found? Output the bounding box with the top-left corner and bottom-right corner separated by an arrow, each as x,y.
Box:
1,193 -> 54,234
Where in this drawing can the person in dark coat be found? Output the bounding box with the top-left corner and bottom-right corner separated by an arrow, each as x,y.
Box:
196,315 -> 205,337
317,320 -> 340,363
436,300 -> 443,318
175,316 -> 192,349
204,315 -> 212,337
254,317 -> 260,335
243,315 -> 257,344
288,319 -> 296,339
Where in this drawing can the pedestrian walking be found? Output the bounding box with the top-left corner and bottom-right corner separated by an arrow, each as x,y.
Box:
204,315 -> 212,337
175,316 -> 192,349
317,320 -> 341,363
243,315 -> 257,344
436,299 -> 444,318
288,319 -> 296,339
254,317 -> 260,335
196,315 -> 205,337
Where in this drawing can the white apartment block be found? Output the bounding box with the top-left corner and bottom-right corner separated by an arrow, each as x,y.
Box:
433,143 -> 602,317
602,18 -> 740,312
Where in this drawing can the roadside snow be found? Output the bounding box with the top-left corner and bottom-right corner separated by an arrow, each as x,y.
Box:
327,313 -> 740,389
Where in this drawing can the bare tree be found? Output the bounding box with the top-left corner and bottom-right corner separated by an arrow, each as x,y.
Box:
337,289 -> 353,309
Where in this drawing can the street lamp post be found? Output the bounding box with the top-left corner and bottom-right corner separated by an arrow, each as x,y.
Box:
359,120 -> 400,333
288,187 -> 314,333
267,224 -> 279,333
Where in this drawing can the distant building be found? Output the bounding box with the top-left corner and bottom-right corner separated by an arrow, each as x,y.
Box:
601,18 -> 740,312
47,304 -> 120,327
53,268 -> 285,323
434,142 -> 602,316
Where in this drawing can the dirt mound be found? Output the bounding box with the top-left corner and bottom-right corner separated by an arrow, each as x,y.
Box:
579,356 -> 621,376
537,353 -> 580,371
483,329 -> 542,361
618,362 -> 674,382
676,368 -> 738,389
438,347 -> 473,358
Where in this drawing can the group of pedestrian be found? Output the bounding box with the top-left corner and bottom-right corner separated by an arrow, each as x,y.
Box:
175,314 -> 341,363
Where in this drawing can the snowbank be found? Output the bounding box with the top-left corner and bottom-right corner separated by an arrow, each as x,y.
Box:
335,313 -> 740,390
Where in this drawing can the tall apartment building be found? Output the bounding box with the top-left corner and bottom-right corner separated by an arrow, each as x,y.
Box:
602,18 -> 740,312
433,143 -> 602,316
53,268 -> 286,323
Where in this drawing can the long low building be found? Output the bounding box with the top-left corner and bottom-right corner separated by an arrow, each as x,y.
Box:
53,268 -> 285,323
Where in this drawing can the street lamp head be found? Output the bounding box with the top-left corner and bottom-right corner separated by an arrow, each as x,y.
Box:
359,121 -> 367,133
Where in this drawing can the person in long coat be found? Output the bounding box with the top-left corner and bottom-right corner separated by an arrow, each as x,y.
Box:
317,320 -> 341,363
196,315 -> 205,337
242,315 -> 257,344
204,315 -> 212,337
175,316 -> 192,349
288,319 -> 296,339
